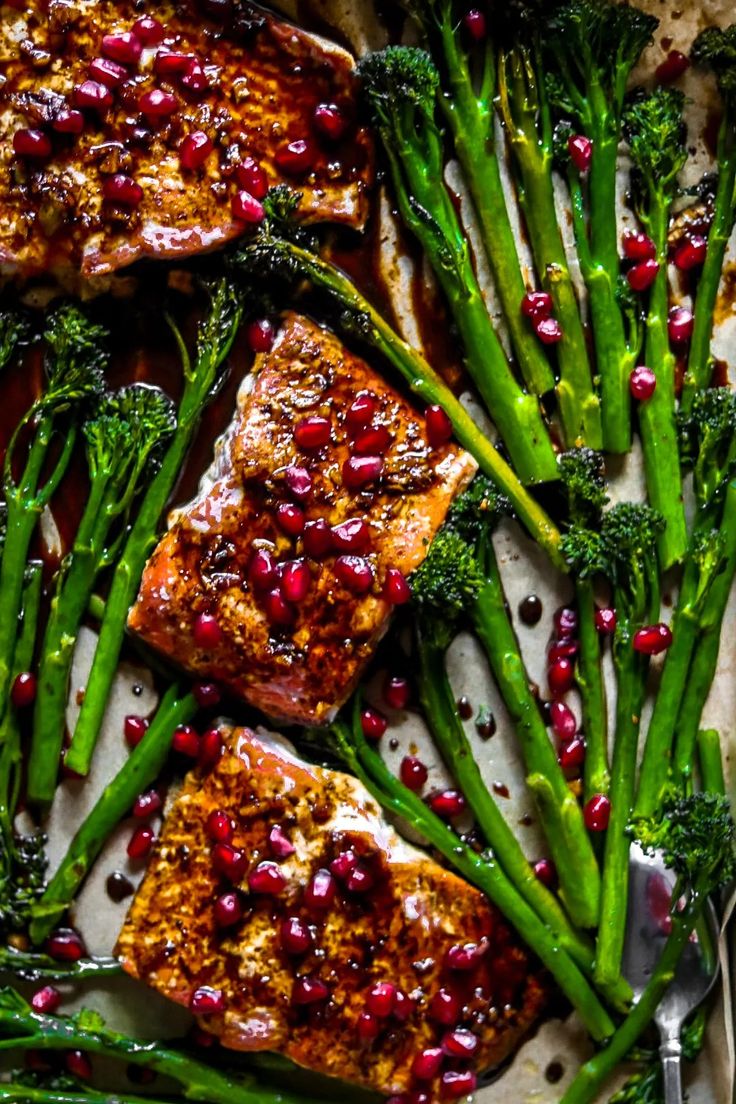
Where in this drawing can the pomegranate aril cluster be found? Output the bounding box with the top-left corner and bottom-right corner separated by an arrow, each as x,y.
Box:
546,606 -> 583,774
521,290 -> 563,344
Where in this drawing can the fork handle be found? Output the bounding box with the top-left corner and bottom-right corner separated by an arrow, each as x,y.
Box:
660,1036 -> 683,1104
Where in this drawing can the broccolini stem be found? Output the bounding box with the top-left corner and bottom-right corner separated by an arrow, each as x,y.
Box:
30,685 -> 195,944
576,578 -> 610,802
332,712 -> 616,1041
0,946 -> 121,980
0,1086 -> 172,1104
472,542 -> 602,929
697,729 -> 726,797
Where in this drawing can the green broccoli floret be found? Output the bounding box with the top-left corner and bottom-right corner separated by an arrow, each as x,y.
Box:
624,87 -> 687,212
0,310 -> 28,372
600,503 -> 664,623
410,527 -> 483,638
559,448 -> 608,527
687,387 -> 736,510
636,792 -> 736,895
358,44 -> 439,123
447,473 -> 511,544
40,304 -> 107,411
692,25 -> 736,99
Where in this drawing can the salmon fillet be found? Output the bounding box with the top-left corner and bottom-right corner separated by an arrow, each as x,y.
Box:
127,313 -> 477,726
116,726 -> 547,1098
0,1 -> 372,281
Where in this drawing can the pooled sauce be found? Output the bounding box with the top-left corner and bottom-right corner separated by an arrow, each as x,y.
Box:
518,594 -> 543,626
545,1061 -> 565,1084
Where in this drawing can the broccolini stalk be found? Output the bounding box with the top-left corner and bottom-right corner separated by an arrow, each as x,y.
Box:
404,0 -> 557,400
0,989 -> 322,1104
587,505 -> 663,990
623,87 -> 688,569
559,449 -> 610,801
30,684 -> 195,944
358,46 -> 559,485
328,707 -> 616,1040
28,386 -> 177,808
0,306 -> 106,723
64,279 -> 243,777
681,26 -> 736,410
497,45 -> 602,449
0,309 -> 28,372
0,946 -> 120,981
562,794 -> 736,1104
697,729 -> 726,798
0,1087 -> 173,1104
543,0 -> 657,453
231,193 -> 566,568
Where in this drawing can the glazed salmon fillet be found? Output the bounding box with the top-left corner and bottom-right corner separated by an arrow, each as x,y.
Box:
0,1 -> 372,281
128,313 -> 477,726
116,726 -> 547,1098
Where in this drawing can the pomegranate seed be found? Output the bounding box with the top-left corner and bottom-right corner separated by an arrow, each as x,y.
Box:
132,789 -> 163,818
630,365 -> 657,401
343,455 -> 384,489
268,825 -> 295,859
53,109 -> 84,134
66,1051 -> 92,1080
303,519 -> 333,558
357,1010 -> 380,1040
313,102 -> 348,141
361,707 -> 387,741
199,727 -> 224,769
425,404 -> 453,447
446,938 -> 488,971
284,466 -> 313,499
212,843 -> 247,883
206,809 -> 234,844
180,131 -> 213,171
385,675 -> 410,710
464,8 -> 486,40
628,259 -> 660,292
292,977 -> 329,1005
214,892 -> 243,928
554,607 -> 578,639
294,415 -> 331,449
366,982 -> 397,1018
330,849 -> 357,880
548,640 -> 579,663
276,502 -> 305,537
193,681 -> 221,708
346,864 -> 374,893
275,138 -> 315,175
140,88 -> 177,116
412,1047 -> 443,1081
31,986 -> 61,1013
190,986 -> 225,1014
172,724 -> 200,757
102,31 -> 142,65
442,1028 -> 478,1059
535,317 -> 563,344
393,990 -> 412,1022
192,612 -> 223,648
335,555 -> 374,594
127,825 -> 155,860
181,61 -> 210,93
548,657 -> 575,696
264,588 -> 296,627
124,714 -> 149,748
102,175 -> 143,207
668,306 -> 694,345
656,49 -> 690,84
400,756 -> 428,791
89,56 -> 128,88
11,671 -> 37,707
595,607 -> 617,635
521,291 -> 553,319
441,1071 -> 478,1098
13,129 -> 52,160
550,700 -> 577,741
189,1027 -> 215,1048
73,80 -> 113,111
332,518 -> 371,553
352,425 -> 392,455
674,234 -> 707,271
237,157 -> 269,199
429,987 -> 463,1025
429,789 -> 466,819
568,134 -> 593,172
281,916 -> 312,955
533,857 -> 557,888
46,928 -> 86,962
622,230 -> 656,261
249,548 -> 277,591
280,559 -> 311,603
633,623 -> 673,655
346,392 -> 378,429
304,868 -> 337,911
559,737 -> 586,771
584,793 -> 611,831
154,50 -> 192,76
133,17 -> 164,45
231,190 -> 265,224
384,567 -> 411,606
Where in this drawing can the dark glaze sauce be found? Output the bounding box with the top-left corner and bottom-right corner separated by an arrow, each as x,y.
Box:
518,594 -> 542,626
